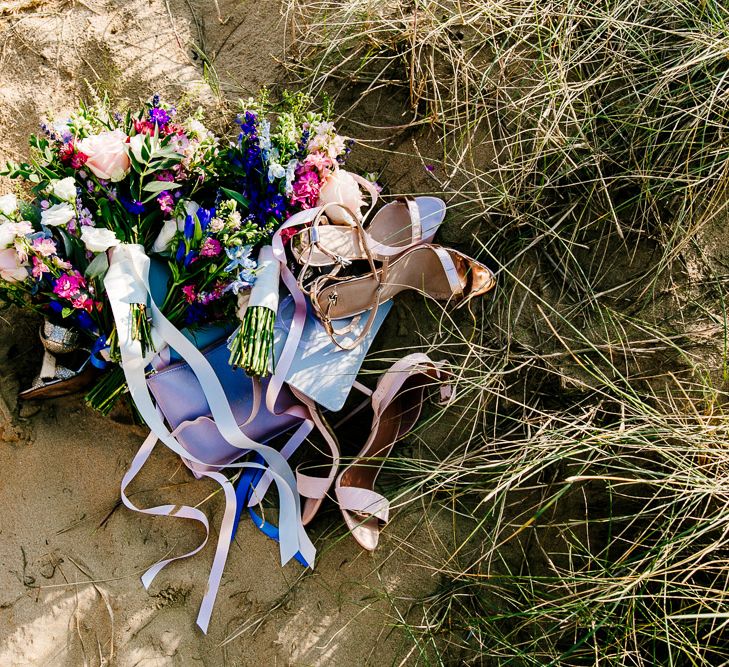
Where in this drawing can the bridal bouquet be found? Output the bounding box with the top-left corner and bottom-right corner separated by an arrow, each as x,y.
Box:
0,94 -> 224,408
220,91 -> 360,375
0,90 -> 497,635
0,91 -> 362,408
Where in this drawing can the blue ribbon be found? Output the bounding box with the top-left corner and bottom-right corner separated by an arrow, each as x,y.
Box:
90,335 -> 109,369
231,454 -> 310,568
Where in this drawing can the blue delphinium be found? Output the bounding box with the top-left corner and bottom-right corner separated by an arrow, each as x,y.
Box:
120,197 -> 145,215
231,111 -> 291,229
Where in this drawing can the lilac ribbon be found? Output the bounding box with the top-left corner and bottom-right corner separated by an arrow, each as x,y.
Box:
105,243 -> 315,633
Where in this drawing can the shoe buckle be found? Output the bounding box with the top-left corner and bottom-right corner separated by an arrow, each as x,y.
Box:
335,255 -> 352,267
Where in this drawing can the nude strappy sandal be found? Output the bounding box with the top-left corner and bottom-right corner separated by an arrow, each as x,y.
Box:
335,353 -> 451,550
310,244 -> 496,350
291,196 -> 446,268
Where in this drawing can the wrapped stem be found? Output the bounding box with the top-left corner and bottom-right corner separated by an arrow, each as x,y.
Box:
228,245 -> 279,377
130,303 -> 153,357
85,366 -> 127,415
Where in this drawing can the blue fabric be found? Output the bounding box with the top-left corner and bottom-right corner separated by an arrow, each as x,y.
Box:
232,454 -> 310,568
90,335 -> 108,369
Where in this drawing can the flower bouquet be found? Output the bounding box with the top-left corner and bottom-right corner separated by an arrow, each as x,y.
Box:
219,90 -> 359,376
0,89 -> 498,634
0,91 -> 362,408
0,94 -> 223,406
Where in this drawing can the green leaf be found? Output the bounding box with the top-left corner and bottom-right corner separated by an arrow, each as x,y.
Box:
62,307 -> 73,318
220,187 -> 250,209
142,180 -> 182,195
85,252 -> 109,278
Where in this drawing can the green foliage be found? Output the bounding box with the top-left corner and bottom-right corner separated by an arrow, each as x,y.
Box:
284,0 -> 729,664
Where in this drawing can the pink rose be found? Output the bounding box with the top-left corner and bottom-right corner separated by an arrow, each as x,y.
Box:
0,248 -> 28,283
77,130 -> 131,182
316,169 -> 364,225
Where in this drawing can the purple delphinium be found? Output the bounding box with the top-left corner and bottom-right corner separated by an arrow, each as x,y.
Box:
149,107 -> 171,126
236,111 -> 258,142
78,208 -> 93,226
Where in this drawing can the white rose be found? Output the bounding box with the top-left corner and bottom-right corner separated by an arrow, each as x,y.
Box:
80,226 -> 121,253
0,221 -> 32,248
51,177 -> 77,202
0,193 -> 17,218
152,219 -> 178,254
127,134 -> 146,163
41,202 -> 76,227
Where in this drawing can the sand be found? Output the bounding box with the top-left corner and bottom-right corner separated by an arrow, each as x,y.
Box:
0,1 -> 454,664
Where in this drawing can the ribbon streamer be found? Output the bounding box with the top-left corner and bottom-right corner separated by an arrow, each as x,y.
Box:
105,243 -> 315,633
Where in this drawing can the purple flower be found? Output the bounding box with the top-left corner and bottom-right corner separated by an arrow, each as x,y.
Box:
157,191 -> 175,214
183,214 -> 195,239
197,207 -> 214,231
236,111 -> 258,141
78,207 -> 93,226
149,107 -> 171,126
183,250 -> 197,268
121,198 -> 145,215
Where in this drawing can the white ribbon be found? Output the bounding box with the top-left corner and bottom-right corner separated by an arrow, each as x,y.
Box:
105,243 -> 315,633
248,245 -> 280,311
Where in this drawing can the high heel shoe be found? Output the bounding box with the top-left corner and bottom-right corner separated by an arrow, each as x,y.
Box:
335,353 -> 449,550
19,320 -> 98,400
291,196 -> 446,268
311,244 -> 496,349
19,350 -> 97,400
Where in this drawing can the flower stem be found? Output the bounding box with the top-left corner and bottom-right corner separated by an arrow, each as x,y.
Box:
228,306 -> 275,377
85,366 -> 127,415
131,303 -> 154,356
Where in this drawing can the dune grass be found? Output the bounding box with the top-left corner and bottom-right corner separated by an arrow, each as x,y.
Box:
283,0 -> 729,664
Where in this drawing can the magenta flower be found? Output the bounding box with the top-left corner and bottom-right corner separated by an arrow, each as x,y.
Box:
71,294 -> 94,312
181,285 -> 197,304
200,237 -> 222,258
291,167 -> 321,209
53,272 -> 84,299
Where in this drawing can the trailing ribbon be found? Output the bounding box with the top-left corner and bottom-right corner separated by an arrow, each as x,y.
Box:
105,243 -> 315,633
89,335 -> 109,369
